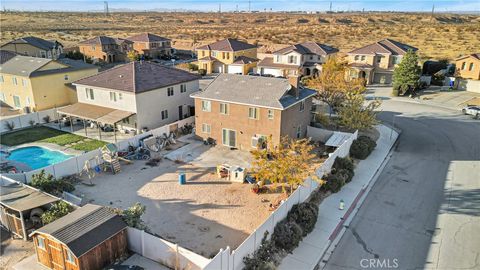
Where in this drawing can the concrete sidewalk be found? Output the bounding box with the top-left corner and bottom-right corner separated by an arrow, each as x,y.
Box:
278,125 -> 399,270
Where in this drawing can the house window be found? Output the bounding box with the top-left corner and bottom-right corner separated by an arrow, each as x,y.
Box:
354,55 -> 360,61
66,250 -> 75,265
226,53 -> 230,60
64,75 -> 69,81
299,100 -> 305,112
13,95 -> 21,108
201,100 -> 211,112
37,237 -> 46,250
310,55 -> 313,60
248,107 -> 259,120
110,92 -> 117,102
220,103 -> 229,115
275,55 -> 281,62
469,63 -> 474,71
268,109 -> 274,120
167,87 -> 174,96
118,93 -> 123,100
12,77 -> 18,85
288,55 -> 297,64
22,79 -> 28,87
361,55 -> 366,61
85,88 -> 94,100
0,92 -> 5,101
222,128 -> 236,147
296,126 -> 302,139
201,123 -> 211,133
222,52 -> 226,59
161,110 -> 168,120
393,56 -> 402,65
26,97 -> 31,106
212,51 -> 217,57
377,56 -> 383,64
461,62 -> 466,70
202,51 -> 205,57
180,84 -> 187,93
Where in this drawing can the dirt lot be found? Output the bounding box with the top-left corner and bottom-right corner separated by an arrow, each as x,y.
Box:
73,147 -> 280,257
0,229 -> 35,270
1,12 -> 479,60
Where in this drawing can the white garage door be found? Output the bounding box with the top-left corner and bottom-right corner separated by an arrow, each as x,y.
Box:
228,65 -> 243,74
261,68 -> 283,77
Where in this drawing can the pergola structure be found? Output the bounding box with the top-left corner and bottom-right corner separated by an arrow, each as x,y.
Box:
57,103 -> 135,143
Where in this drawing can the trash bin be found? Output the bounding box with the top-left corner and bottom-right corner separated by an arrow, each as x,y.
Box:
179,173 -> 186,185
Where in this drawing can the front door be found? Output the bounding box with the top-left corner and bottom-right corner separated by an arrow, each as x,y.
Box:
222,129 -> 236,148
178,105 -> 183,120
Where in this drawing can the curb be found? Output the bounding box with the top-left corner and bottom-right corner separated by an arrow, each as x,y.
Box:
316,126 -> 401,269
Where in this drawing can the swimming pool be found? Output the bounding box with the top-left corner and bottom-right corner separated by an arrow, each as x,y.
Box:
3,146 -> 73,170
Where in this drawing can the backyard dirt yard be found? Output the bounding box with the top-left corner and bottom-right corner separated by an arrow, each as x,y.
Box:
73,150 -> 280,257
0,228 -> 35,270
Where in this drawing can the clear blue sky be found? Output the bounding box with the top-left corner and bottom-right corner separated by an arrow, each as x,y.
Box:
2,0 -> 479,12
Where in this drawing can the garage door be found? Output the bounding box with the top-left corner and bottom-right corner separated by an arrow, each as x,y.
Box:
213,62 -> 224,73
262,68 -> 283,77
373,73 -> 392,84
228,65 -> 243,74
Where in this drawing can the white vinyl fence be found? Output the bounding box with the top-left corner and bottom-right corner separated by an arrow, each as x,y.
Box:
0,108 -> 60,133
202,129 -> 358,270
127,227 -> 210,270
5,116 -> 195,183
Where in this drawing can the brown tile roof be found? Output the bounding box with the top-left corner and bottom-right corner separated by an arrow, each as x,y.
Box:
231,56 -> 258,65
79,36 -> 133,46
257,57 -> 300,69
348,39 -> 418,55
73,61 -> 199,93
455,53 -> 480,61
2,36 -> 62,51
196,38 -> 256,52
274,42 -> 339,56
126,33 -> 170,42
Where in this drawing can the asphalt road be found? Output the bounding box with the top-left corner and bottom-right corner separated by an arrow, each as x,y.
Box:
324,88 -> 480,270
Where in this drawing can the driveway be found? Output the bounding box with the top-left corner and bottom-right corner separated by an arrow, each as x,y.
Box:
324,88 -> 480,269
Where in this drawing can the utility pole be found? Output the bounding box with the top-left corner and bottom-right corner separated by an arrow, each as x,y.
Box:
236,4 -> 238,12
329,1 -> 332,13
218,3 -> 221,13
248,0 -> 251,12
104,1 -> 109,17
431,4 -> 435,21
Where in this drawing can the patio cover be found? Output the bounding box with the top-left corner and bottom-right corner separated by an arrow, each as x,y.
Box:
57,103 -> 134,125
325,131 -> 352,147
0,183 -> 59,212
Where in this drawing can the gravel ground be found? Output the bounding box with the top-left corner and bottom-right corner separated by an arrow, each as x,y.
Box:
0,228 -> 35,270
74,158 -> 280,257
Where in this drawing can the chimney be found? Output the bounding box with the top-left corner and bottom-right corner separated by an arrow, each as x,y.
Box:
288,75 -> 301,98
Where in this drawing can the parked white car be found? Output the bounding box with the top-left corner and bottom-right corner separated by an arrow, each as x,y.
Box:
462,105 -> 480,118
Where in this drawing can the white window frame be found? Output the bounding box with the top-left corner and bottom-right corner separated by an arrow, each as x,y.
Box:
268,109 -> 274,120
21,78 -> 27,87
85,88 -> 94,100
12,77 -> 18,85
220,103 -> 229,115
201,100 -> 211,112
201,123 -> 211,134
248,107 -> 259,120
180,84 -> 187,93
13,95 -> 21,108
0,92 -> 5,101
37,236 -> 46,250
222,128 -> 237,147
167,87 -> 174,96
161,110 -> 168,120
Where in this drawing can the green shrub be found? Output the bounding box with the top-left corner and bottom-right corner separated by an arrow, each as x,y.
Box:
243,232 -> 281,270
187,63 -> 198,71
41,201 -> 74,224
30,170 -> 75,196
287,202 -> 319,236
111,203 -> 147,230
336,168 -> 354,183
332,157 -> 354,172
350,136 -> 377,160
324,173 -> 346,193
272,220 -> 303,253
198,68 -> 207,76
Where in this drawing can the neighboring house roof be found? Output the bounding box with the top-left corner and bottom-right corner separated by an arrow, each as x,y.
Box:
274,42 -> 339,56
191,73 -> 316,109
126,33 -> 170,42
0,50 -> 17,64
32,204 -> 126,258
0,181 -> 60,212
1,36 -> 62,51
231,56 -> 259,65
455,53 -> 480,61
74,61 -> 200,93
348,39 -> 418,55
0,55 -> 97,77
196,38 -> 256,52
257,57 -> 300,69
79,36 -> 133,46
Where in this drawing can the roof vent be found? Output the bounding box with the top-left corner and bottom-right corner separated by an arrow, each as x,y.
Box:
119,75 -> 123,78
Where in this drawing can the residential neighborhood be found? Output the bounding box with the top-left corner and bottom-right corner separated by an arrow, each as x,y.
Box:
0,4 -> 479,270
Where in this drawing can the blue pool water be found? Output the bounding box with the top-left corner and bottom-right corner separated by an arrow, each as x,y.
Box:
3,146 -> 73,170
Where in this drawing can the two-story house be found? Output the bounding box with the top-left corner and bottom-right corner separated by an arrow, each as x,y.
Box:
126,33 -> 173,59
455,53 -> 480,80
1,36 -> 64,59
191,74 -> 316,149
347,39 -> 418,85
0,55 -> 98,114
257,42 -> 339,77
78,36 -> 134,63
61,61 -> 200,133
196,38 -> 258,75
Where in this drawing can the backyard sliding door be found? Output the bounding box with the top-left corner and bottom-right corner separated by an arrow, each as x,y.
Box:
222,129 -> 236,148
